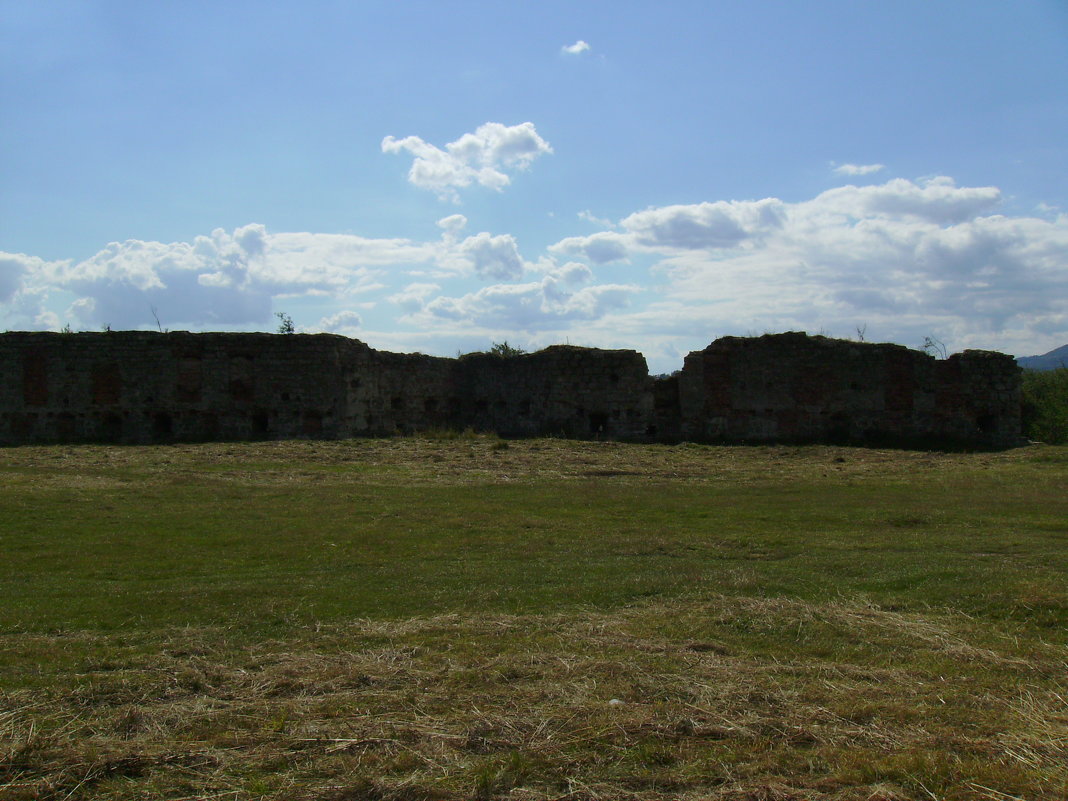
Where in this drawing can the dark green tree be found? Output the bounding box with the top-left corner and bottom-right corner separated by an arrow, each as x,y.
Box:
275,312 -> 295,334
1021,368 -> 1068,444
488,341 -> 525,358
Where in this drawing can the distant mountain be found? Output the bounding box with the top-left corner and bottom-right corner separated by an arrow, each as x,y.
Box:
1017,344 -> 1068,371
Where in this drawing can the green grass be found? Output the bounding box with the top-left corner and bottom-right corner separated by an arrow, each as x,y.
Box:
1,438 -> 1066,799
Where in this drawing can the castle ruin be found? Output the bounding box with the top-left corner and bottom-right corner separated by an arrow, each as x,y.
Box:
0,331 -> 1022,448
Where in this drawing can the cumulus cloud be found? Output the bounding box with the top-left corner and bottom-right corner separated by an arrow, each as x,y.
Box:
622,198 -> 787,249
562,40 -> 590,55
318,310 -> 363,333
442,232 -> 526,281
4,173 -> 1066,372
547,261 -> 594,285
552,198 -> 787,260
10,225 -> 433,330
423,279 -> 638,329
382,122 -> 553,201
0,258 -> 64,330
550,232 -> 632,264
546,175 -> 1068,359
0,252 -> 38,303
389,282 -> 442,312
810,177 -> 1001,225
833,163 -> 885,176
437,214 -> 468,237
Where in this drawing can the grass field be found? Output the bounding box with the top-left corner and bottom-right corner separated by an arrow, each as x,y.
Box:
1,437 -> 1066,800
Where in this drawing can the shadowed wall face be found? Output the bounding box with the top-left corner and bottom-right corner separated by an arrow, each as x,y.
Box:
0,331 -> 1021,448
676,334 -> 1021,447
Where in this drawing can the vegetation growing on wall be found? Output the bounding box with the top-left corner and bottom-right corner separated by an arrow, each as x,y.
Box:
275,312 -> 295,334
1022,367 -> 1068,444
488,340 -> 526,358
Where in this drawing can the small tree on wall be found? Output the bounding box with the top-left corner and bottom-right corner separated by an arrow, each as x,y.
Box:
275,312 -> 295,335
922,336 -> 947,359
488,341 -> 525,358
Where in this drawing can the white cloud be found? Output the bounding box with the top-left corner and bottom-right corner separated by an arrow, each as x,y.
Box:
389,282 -> 441,312
543,176 -> 1068,361
443,232 -> 526,281
621,198 -> 787,249
0,252 -> 43,303
562,40 -> 590,55
578,209 -> 615,228
552,198 -> 787,260
382,122 -> 553,201
4,174 -> 1066,372
317,309 -> 363,333
547,260 -> 594,285
833,163 -> 885,176
422,279 -> 638,329
808,177 -> 1001,225
550,232 -> 632,264
9,225 -> 432,330
437,214 -> 468,237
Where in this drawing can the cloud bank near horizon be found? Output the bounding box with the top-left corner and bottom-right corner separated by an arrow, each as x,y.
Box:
2,173 -> 1066,371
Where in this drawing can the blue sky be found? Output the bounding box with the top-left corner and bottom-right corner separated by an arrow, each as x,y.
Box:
2,0 -> 1067,372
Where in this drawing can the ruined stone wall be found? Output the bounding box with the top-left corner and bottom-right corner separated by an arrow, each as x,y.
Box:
1,332 -> 366,444
0,331 -> 1021,448
676,333 -> 1021,447
450,346 -> 652,439
0,333 -> 653,445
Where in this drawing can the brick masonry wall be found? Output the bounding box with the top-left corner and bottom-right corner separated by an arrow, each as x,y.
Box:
0,331 -> 1021,448
676,333 -> 1021,447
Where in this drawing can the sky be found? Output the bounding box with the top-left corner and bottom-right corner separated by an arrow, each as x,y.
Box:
2,0 -> 1067,373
